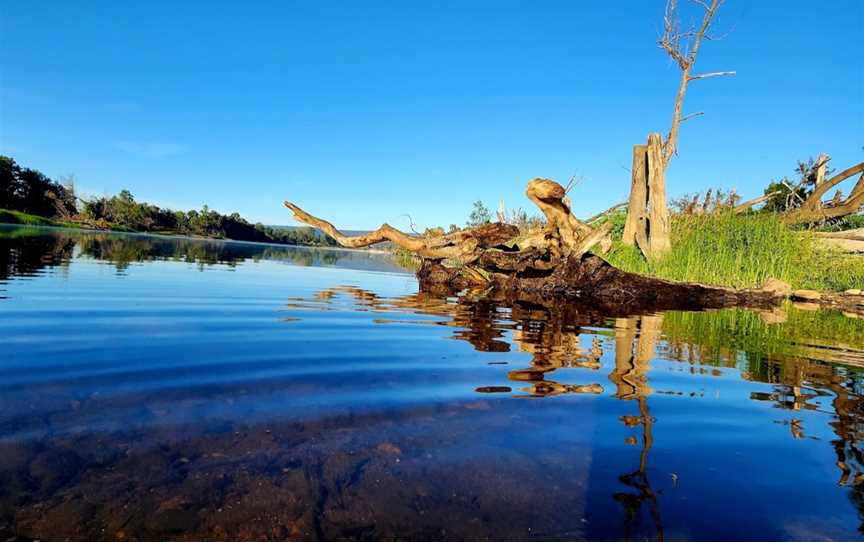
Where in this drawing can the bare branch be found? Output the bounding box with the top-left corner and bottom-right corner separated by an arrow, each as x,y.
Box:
688,70 -> 736,81
680,111 -> 704,123
733,191 -> 780,214
586,202 -> 628,224
400,214 -> 420,235
660,0 -> 726,166
284,201 -> 519,263
688,0 -> 712,10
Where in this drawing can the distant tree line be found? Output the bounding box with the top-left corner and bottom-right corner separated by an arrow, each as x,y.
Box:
1,156 -> 78,218
0,155 -> 337,246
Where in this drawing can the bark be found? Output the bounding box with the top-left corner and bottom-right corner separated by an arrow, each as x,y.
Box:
646,133 -> 672,257
623,135 -> 671,259
622,144 -> 648,246
814,154 -> 830,189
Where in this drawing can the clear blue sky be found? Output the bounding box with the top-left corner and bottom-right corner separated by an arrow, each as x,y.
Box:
1,1 -> 861,230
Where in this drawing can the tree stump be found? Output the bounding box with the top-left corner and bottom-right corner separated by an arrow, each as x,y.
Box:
623,133 -> 671,259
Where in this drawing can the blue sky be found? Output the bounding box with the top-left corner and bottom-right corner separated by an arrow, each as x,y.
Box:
1,1 -> 861,230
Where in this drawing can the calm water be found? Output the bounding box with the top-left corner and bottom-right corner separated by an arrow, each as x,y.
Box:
2,225 -> 864,541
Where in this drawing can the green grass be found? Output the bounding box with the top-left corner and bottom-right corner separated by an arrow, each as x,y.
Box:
661,304 -> 864,364
0,208 -> 137,232
602,211 -> 864,292
0,208 -> 67,227
393,247 -> 420,271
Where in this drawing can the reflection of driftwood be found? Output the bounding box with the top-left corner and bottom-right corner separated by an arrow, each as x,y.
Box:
286,178 -> 787,313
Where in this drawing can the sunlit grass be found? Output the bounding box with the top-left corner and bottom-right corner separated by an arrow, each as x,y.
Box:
662,304 -> 864,361
602,211 -> 864,292
0,208 -> 65,227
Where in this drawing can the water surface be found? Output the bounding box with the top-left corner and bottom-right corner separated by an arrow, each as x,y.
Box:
2,225 -> 864,541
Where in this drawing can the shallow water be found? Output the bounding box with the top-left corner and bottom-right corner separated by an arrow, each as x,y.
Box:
2,225 -> 864,541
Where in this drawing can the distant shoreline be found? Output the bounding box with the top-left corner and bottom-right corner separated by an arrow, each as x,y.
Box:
0,221 -> 393,255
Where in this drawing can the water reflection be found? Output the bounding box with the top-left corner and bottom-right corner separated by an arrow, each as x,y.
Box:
285,285 -> 864,538
3,226 -> 864,540
0,225 -> 406,282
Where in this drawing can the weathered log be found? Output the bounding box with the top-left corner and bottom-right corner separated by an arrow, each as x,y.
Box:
525,178 -> 595,256
284,201 -> 517,264
286,178 -> 789,313
812,228 -> 864,241
417,253 -> 783,313
813,228 -> 864,253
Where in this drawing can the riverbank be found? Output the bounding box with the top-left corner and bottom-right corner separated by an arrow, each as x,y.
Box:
601,211 -> 864,292
0,209 -> 87,229
0,209 -> 342,250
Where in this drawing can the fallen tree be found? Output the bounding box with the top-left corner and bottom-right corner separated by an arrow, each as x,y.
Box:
285,178 -> 788,313
782,161 -> 864,224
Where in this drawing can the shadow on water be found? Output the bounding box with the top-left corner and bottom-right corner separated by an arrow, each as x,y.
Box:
2,226 -> 864,540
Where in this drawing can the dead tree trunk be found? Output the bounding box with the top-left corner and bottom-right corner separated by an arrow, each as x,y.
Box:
285,178 -> 787,313
622,144 -> 648,246
646,133 -> 672,257
622,134 -> 671,258
622,0 -> 731,260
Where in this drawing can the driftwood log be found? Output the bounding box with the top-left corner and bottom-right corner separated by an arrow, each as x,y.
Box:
782,161 -> 864,224
285,178 -> 788,313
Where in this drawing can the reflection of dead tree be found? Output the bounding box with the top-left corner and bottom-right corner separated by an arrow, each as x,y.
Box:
610,315 -> 665,540
623,0 -> 734,259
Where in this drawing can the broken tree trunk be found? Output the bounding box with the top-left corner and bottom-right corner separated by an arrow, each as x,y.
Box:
285,177 -> 786,314
622,144 -> 648,246
646,133 -> 672,257
622,134 -> 671,259
814,154 -> 829,191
